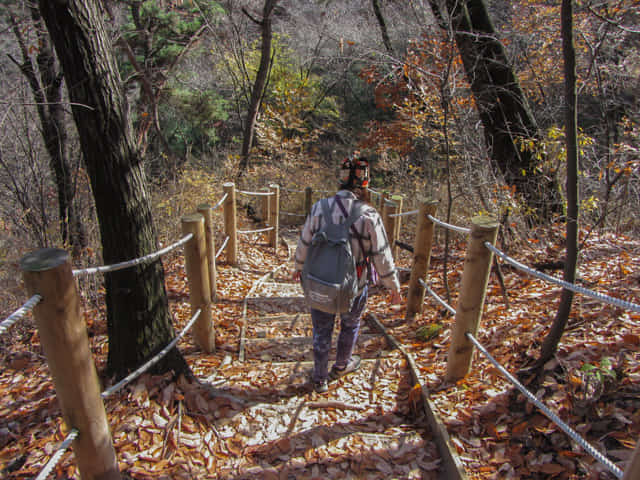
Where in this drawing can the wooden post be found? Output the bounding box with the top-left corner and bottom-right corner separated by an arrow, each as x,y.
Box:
390,194 -> 404,258
261,186 -> 270,223
20,249 -> 120,480
268,183 -> 280,248
623,438 -> 640,480
445,216 -> 499,382
223,182 -> 237,265
181,214 -> 215,353
379,191 -> 388,216
382,194 -> 392,246
304,186 -> 313,218
197,203 -> 217,302
406,199 -> 438,320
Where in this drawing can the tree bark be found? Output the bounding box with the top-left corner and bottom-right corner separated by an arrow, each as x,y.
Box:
372,0 -> 394,54
441,0 -> 562,220
238,0 -> 279,177
9,9 -> 87,257
38,0 -> 189,379
537,0 -> 579,366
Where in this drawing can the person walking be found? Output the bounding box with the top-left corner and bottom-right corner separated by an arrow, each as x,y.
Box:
293,155 -> 401,393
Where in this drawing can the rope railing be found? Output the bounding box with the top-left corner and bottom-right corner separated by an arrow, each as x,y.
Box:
281,187 -> 304,193
237,189 -> 274,196
237,226 -> 274,235
212,192 -> 228,211
215,235 -> 229,260
34,428 -> 79,480
0,294 -> 42,335
427,214 -> 471,235
389,209 -> 419,218
281,211 -> 306,217
466,331 -> 624,479
485,242 -> 640,314
102,308 -> 201,399
72,234 -> 193,277
418,278 -> 456,315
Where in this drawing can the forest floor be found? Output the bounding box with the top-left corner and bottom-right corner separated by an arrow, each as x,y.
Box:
0,208 -> 639,479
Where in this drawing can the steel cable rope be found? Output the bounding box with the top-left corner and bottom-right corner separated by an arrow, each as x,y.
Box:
484,242 -> 640,313
0,294 -> 42,335
215,236 -> 229,260
72,234 -> 193,277
211,192 -> 228,211
237,189 -> 274,197
237,226 -> 275,235
427,215 -> 471,235
34,429 -> 79,480
101,308 -> 201,398
389,209 -> 419,218
281,211 -> 306,217
419,278 -> 456,315
281,187 -> 304,194
466,332 -> 624,479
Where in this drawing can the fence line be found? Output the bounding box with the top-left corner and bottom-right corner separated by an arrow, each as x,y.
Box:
34,429 -> 79,480
389,209 -> 419,218
72,233 -> 193,277
485,242 -> 640,313
215,236 -> 229,260
237,226 -> 274,235
281,187 -> 304,194
419,279 -> 456,315
237,189 -> 274,197
281,211 -> 306,217
212,192 -> 228,211
466,332 -> 624,479
427,215 -> 471,235
102,309 -> 201,398
0,294 -> 42,335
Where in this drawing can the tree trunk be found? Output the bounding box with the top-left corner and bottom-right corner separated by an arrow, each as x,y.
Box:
372,0 -> 393,54
441,0 -> 562,220
537,0 -> 579,366
38,0 -> 189,379
9,9 -> 87,257
238,0 -> 279,176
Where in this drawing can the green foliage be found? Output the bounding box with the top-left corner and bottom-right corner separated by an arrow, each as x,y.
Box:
162,87 -> 229,156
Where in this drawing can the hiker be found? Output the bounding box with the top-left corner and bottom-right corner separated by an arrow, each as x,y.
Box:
292,155 -> 401,393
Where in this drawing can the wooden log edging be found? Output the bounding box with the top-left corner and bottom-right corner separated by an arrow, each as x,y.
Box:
367,313 -> 468,480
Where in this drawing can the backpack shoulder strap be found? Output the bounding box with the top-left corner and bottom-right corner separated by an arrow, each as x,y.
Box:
320,198 -> 333,226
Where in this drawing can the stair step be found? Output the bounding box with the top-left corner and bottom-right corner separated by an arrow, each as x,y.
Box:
245,313 -> 379,338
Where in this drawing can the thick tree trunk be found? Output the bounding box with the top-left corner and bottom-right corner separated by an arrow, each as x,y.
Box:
9,10 -> 87,256
443,0 -> 562,220
238,0 -> 278,176
38,0 -> 189,379
537,0 -> 579,366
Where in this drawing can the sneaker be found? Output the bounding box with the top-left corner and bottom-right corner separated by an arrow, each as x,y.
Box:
329,355 -> 361,381
314,379 -> 328,394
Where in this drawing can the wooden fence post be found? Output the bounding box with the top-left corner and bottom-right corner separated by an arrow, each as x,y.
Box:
304,186 -> 313,218
623,438 -> 640,480
20,249 -> 121,480
406,199 -> 438,321
223,182 -> 237,265
261,186 -> 270,222
197,203 -> 217,302
269,184 -> 280,248
181,214 -> 215,353
445,216 -> 499,382
390,194 -> 404,258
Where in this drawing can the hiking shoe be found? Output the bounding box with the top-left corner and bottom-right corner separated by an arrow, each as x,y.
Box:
329,355 -> 361,381
313,379 -> 328,394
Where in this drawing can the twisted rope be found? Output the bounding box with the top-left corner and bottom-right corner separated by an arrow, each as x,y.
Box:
419,278 -> 456,315
0,294 -> 42,335
212,192 -> 228,210
72,234 -> 193,277
34,428 -> 79,480
238,226 -> 274,235
427,215 -> 470,235
102,309 -> 201,398
485,243 -> 640,313
237,189 -> 274,197
389,209 -> 419,218
466,332 -> 624,478
215,236 -> 229,260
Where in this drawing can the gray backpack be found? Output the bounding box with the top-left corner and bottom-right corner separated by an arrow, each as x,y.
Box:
301,198 -> 363,314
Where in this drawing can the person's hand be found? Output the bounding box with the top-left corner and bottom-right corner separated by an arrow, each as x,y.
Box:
292,270 -> 301,282
390,290 -> 402,305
